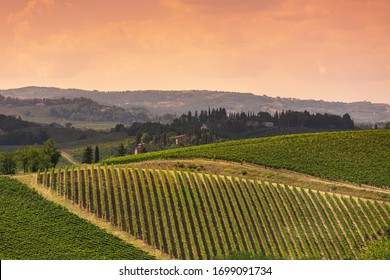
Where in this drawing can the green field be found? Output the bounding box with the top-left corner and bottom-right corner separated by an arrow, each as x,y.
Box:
0,176 -> 154,260
105,130 -> 390,188
69,137 -> 135,163
39,165 -> 390,260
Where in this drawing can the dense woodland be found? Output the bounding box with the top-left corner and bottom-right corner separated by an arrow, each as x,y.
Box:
119,108 -> 356,153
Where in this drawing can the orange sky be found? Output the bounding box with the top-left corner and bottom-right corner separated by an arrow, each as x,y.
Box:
1,0 -> 389,103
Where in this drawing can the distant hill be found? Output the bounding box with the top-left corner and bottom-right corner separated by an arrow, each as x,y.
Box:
1,87 -> 389,123
0,113 -> 113,148
0,94 -> 151,125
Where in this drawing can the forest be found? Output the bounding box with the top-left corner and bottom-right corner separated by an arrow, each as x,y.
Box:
121,108 -> 355,153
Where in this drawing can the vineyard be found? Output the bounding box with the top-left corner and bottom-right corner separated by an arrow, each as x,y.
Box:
0,176 -> 154,260
104,130 -> 390,188
37,164 -> 390,260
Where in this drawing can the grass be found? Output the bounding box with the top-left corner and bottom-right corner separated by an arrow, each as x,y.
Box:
69,137 -> 135,163
105,130 -> 390,188
0,176 -> 154,260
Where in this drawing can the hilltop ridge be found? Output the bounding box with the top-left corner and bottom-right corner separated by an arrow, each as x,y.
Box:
1,86 -> 389,123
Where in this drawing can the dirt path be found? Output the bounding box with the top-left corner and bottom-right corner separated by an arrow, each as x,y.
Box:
60,150 -> 79,165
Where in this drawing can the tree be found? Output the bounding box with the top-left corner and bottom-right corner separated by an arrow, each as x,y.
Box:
94,146 -> 100,163
82,146 -> 93,164
17,145 -> 51,172
342,113 -> 354,129
117,143 -> 127,156
273,111 -> 279,127
29,148 -> 50,172
17,148 -> 30,173
141,132 -> 151,144
135,131 -> 142,144
42,138 -> 61,168
0,152 -> 17,174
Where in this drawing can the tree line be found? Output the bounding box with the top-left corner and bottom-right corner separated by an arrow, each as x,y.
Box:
0,139 -> 61,175
111,107 -> 355,154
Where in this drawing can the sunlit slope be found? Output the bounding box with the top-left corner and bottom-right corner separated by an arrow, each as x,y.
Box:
39,166 -> 390,260
0,177 -> 154,260
105,130 -> 390,188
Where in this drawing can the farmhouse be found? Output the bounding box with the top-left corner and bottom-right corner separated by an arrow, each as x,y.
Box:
134,143 -> 143,155
175,134 -> 190,145
99,106 -> 111,113
262,122 -> 275,128
245,120 -> 260,128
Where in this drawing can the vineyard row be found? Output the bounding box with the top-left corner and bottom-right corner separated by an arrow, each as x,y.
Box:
37,165 -> 390,259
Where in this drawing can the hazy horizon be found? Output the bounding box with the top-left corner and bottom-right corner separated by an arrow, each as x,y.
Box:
1,1 -> 389,104
2,85 -> 390,106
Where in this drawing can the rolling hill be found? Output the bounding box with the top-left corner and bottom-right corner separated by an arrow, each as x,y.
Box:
0,94 -> 151,127
36,164 -> 390,260
105,130 -> 390,188
1,86 -> 389,123
4,129 -> 389,260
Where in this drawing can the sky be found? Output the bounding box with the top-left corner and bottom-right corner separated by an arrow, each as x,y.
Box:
0,0 -> 389,104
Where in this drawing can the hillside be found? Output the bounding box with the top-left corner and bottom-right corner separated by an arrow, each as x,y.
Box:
0,94 -> 151,127
1,87 -> 389,123
0,114 -> 48,145
37,165 -> 390,260
105,130 -> 390,188
116,159 -> 390,202
0,176 -> 154,260
0,114 -> 125,150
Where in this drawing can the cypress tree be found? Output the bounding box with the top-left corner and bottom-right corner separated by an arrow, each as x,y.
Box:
94,146 -> 100,163
117,143 -> 127,156
82,146 -> 93,164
